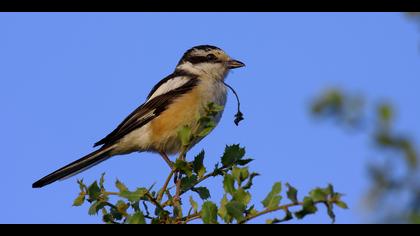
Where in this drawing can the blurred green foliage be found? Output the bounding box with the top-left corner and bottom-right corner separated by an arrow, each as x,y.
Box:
311,88 -> 419,223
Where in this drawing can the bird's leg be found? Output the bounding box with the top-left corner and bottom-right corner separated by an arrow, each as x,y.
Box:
159,151 -> 174,169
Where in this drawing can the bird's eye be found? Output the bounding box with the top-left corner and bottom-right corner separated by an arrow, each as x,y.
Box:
206,54 -> 216,60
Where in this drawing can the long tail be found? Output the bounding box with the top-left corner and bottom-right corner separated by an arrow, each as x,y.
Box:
32,146 -> 114,188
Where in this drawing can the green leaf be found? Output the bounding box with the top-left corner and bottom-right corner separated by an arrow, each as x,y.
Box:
102,212 -> 114,224
110,206 -> 123,221
87,181 -> 101,200
226,201 -> 246,222
221,144 -> 246,167
207,102 -> 224,113
328,184 -> 335,195
282,209 -> 294,222
336,201 -> 348,209
232,166 -> 249,185
378,103 -> 393,124
178,126 -> 192,147
115,179 -> 128,192
212,163 -> 224,177
174,159 -> 193,177
192,187 -> 211,200
77,179 -> 86,192
310,188 -> 328,202
155,207 -> 170,219
201,201 -> 218,224
218,195 -> 232,223
99,173 -> 106,188
180,175 -> 198,192
127,211 -> 146,224
223,174 -> 236,195
325,202 -> 336,223
294,197 -> 318,219
193,150 -> 206,178
116,200 -> 129,215
266,210 -> 293,224
119,188 -> 148,202
204,102 -> 224,119
232,188 -> 251,206
262,182 -> 282,209
73,193 -> 85,206
88,201 -> 107,215
244,204 -> 257,216
242,172 -> 260,190
236,158 -> 254,166
174,204 -> 183,218
286,183 -> 298,204
198,126 -> 215,138
266,218 -> 279,224
189,196 -> 199,213
131,201 -> 141,212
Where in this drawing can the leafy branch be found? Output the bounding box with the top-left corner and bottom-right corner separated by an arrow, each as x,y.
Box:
72,103 -> 347,224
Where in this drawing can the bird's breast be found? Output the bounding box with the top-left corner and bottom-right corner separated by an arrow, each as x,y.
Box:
149,79 -> 227,154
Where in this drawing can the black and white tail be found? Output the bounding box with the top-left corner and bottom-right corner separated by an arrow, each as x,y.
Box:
32,146 -> 114,188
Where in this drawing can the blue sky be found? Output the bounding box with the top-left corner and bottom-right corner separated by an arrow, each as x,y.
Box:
1,13 -> 419,224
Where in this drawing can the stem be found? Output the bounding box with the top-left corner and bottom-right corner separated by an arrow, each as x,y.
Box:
181,213 -> 201,224
104,202 -> 118,210
238,201 -> 325,224
159,152 -> 174,169
175,178 -> 182,202
223,82 -> 242,115
157,169 -> 175,203
161,165 -> 229,207
145,192 -> 164,211
173,147 -> 188,218
238,203 -> 297,224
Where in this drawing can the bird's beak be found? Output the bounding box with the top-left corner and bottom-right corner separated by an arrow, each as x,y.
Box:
227,59 -> 245,69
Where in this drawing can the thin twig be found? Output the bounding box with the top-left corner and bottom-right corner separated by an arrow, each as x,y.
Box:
159,151 -> 174,169
182,214 -> 201,224
180,212 -> 201,224
238,201 -> 325,224
157,169 -> 175,203
145,192 -> 164,210
142,201 -> 151,217
161,165 -> 229,208
173,147 -> 188,218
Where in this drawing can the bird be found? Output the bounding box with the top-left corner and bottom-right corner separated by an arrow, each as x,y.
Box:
32,45 -> 245,188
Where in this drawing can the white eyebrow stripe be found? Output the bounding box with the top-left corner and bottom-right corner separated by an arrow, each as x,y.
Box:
147,76 -> 191,101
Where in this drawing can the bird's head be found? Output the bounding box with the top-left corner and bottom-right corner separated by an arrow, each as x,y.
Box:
176,45 -> 245,80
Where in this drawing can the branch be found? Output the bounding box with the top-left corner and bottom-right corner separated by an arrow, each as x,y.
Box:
157,169 -> 175,203
238,202 -> 304,224
181,213 -> 201,224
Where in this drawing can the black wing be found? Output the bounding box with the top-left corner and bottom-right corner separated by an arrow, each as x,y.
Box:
94,75 -> 199,147
146,69 -> 195,100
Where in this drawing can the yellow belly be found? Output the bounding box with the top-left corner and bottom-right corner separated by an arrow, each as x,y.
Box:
149,87 -> 201,153
149,80 -> 227,154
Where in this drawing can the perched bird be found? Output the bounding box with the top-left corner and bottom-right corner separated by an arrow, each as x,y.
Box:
32,45 -> 245,188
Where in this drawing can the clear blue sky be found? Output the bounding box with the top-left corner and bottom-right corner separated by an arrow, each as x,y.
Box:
1,13 -> 419,224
